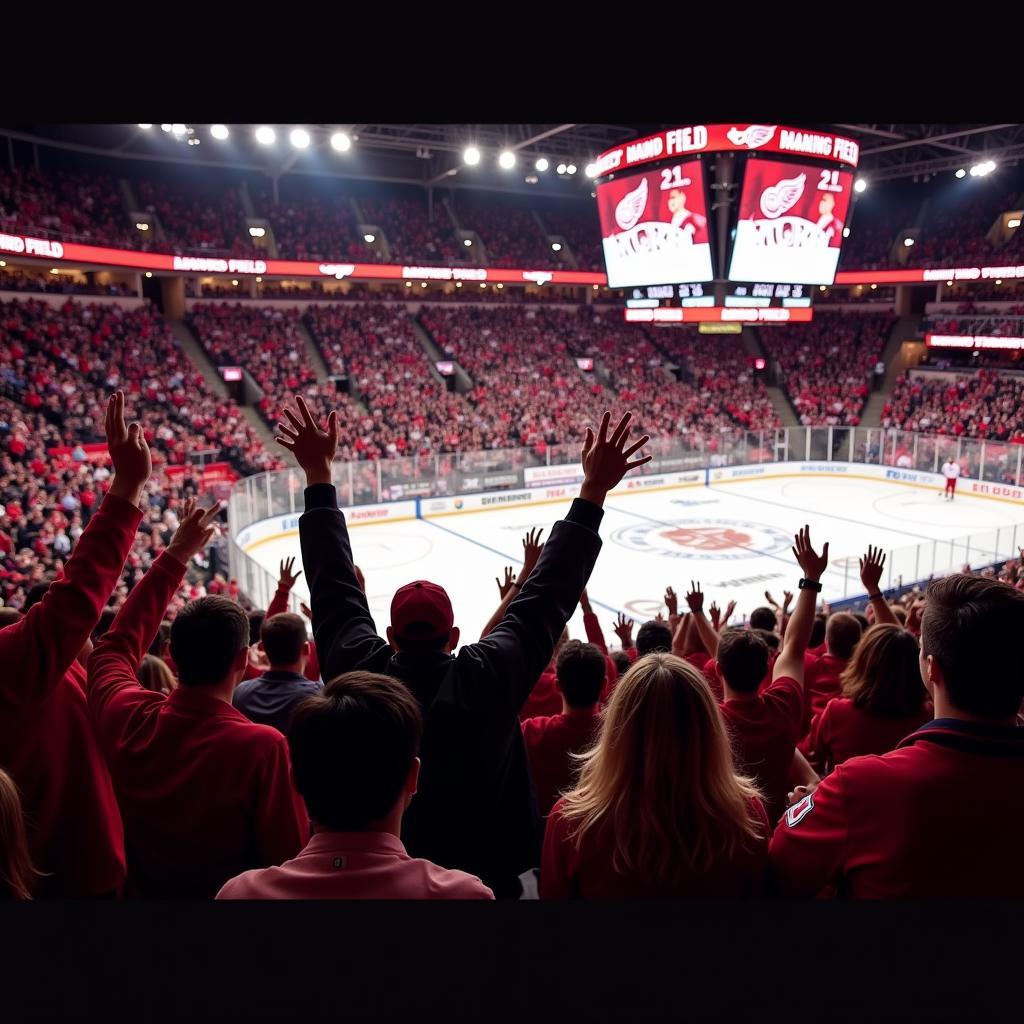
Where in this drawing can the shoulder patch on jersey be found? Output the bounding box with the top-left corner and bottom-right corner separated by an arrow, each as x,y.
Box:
785,792 -> 815,827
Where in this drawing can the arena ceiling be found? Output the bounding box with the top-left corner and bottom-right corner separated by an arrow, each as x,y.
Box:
1,123 -> 1022,194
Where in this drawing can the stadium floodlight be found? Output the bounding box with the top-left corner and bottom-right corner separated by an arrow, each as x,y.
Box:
255,126 -> 276,146
364,233 -> 375,243
535,157 -> 549,172
854,178 -> 867,193
210,124 -> 229,141
455,282 -> 462,288
556,163 -> 567,175
497,283 -> 503,290
566,164 -> 577,175
870,284 -> 878,290
463,146 -> 481,166
330,132 -> 351,152
903,237 -> 915,247
171,124 -> 187,137
996,279 -> 1003,285
955,168 -> 967,178
946,280 -> 954,286
160,124 -> 172,132
585,163 -> 598,178
290,128 -> 311,150
498,150 -> 516,170
819,285 -> 827,292
479,282 -> 487,289
135,222 -> 149,231
138,124 -> 153,130
551,242 -> 562,252
405,282 -> 413,288
463,238 -> 473,247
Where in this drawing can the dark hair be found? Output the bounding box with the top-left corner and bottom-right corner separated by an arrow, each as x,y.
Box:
91,607 -> 117,643
750,627 -> 780,650
170,597 -> 250,686
809,614 -> 827,649
636,620 -> 672,656
22,582 -> 51,613
890,606 -> 907,626
556,640 -> 606,709
853,612 -> 870,632
611,650 -> 631,676
921,574 -> 1024,718
148,620 -> 172,657
261,613 -> 308,667
289,671 -> 422,830
0,608 -> 22,629
247,611 -> 265,646
393,631 -> 450,654
826,613 -> 863,660
717,629 -> 769,693
841,624 -> 926,717
749,607 -> 777,632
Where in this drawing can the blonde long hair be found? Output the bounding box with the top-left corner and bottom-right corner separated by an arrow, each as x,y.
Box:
0,768 -> 37,900
559,653 -> 764,883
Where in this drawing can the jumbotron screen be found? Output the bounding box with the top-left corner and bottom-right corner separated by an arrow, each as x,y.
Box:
595,160 -> 714,288
728,157 -> 853,285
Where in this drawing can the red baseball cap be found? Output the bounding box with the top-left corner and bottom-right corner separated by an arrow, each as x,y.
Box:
390,580 -> 454,640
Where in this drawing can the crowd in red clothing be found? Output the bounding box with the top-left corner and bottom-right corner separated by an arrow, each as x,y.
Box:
538,207 -> 604,271
761,311 -> 895,426
453,201 -> 555,268
358,197 -> 460,264
915,185 -> 1022,268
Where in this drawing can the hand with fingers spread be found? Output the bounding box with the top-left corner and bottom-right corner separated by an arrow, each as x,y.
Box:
709,601 -> 721,630
665,586 -> 678,617
685,581 -> 704,614
275,395 -> 340,486
105,391 -> 153,507
613,612 -> 634,648
580,411 -> 652,507
278,556 -> 303,592
764,590 -> 779,609
496,567 -> 517,599
859,545 -> 887,596
520,527 -> 545,581
793,525 -> 829,582
782,591 -> 794,612
723,600 -> 736,624
166,498 -> 222,565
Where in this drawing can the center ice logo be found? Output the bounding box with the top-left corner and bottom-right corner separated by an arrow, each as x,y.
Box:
611,518 -> 792,561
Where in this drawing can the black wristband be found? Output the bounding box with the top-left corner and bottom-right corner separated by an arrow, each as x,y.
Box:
798,578 -> 823,593
868,591 -> 883,600
510,581 -> 522,589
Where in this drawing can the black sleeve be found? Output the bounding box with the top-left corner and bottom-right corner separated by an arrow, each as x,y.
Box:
298,483 -> 391,679
458,498 -> 604,715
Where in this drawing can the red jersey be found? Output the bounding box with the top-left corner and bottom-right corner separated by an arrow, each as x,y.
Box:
540,795 -> 768,899
522,709 -> 600,816
520,668 -> 562,722
769,719 -> 1024,898
720,676 -> 804,826
806,697 -> 932,772
807,653 -> 848,718
87,550 -> 310,898
0,492 -> 140,897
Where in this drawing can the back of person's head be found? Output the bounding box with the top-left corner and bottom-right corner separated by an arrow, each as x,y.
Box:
809,614 -> 827,649
890,606 -> 907,626
289,671 -> 422,830
138,654 -> 177,696
611,650 -> 631,677
826,613 -> 863,660
556,640 -> 606,709
636,620 -> 672,656
388,580 -> 457,654
749,606 -> 777,632
0,608 -> 22,630
750,628 -> 780,651
717,628 -> 769,693
260,613 -> 309,669
148,620 -> 172,657
560,653 -> 762,882
170,597 -> 250,687
91,607 -> 117,644
852,612 -> 870,632
247,611 -> 265,646
0,768 -> 37,900
840,624 -> 926,717
921,574 -> 1024,719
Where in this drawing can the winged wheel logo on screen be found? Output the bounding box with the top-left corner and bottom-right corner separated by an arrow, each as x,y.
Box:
614,177 -> 648,231
726,125 -> 777,149
760,174 -> 806,219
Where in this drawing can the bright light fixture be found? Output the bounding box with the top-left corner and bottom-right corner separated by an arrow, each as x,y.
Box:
551,243 -> 562,252
854,179 -> 867,193
566,164 -> 577,175
463,238 -> 472,247
290,128 -> 311,149
138,123 -> 153,130
364,234 -> 375,243
330,132 -> 351,152
255,126 -> 276,146
955,168 -> 967,178
556,163 -> 567,175
498,151 -> 516,169
210,124 -> 229,140
535,158 -> 549,172
903,237 -> 915,247
463,146 -> 481,166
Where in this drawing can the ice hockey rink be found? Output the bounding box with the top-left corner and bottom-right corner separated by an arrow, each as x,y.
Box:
240,465 -> 1024,645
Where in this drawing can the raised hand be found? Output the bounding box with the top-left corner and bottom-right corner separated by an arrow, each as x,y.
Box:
580,411 -> 652,506
764,590 -> 779,608
278,556 -> 303,591
665,586 -> 678,617
793,526 -> 829,581
723,599 -> 736,623
579,588 -> 593,614
613,612 -> 634,647
521,527 -> 545,580
166,498 -> 222,565
709,601 -> 721,630
275,395 -> 339,486
105,391 -> 152,507
685,581 -> 704,614
496,566 -> 516,599
782,591 -> 794,611
859,545 -> 886,594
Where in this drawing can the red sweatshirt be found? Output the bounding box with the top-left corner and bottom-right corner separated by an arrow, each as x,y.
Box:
770,719 -> 1024,899
87,550 -> 310,898
522,708 -> 600,816
0,492 -> 139,897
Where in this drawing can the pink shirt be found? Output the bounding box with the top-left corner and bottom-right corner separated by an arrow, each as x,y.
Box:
216,831 -> 495,900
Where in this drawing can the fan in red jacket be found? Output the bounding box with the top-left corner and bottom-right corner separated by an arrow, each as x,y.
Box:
0,392 -> 148,897
522,640 -> 604,816
806,613 -> 862,719
770,572 -> 1024,899
87,499 -> 309,898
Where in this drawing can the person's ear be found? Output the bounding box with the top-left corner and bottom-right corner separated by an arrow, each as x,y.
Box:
405,757 -> 421,805
447,626 -> 460,653
301,641 -> 311,659
920,650 -> 938,696
257,640 -> 265,656
386,625 -> 398,652
233,644 -> 250,674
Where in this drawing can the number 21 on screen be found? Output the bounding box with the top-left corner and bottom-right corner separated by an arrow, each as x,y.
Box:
660,166 -> 691,190
818,170 -> 843,193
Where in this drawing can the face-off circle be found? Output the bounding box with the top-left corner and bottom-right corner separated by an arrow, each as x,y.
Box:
610,518 -> 793,561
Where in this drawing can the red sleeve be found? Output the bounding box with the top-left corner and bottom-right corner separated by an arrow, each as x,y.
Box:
763,676 -> 804,735
305,640 -> 320,682
0,492 -> 142,710
804,704 -> 831,771
582,612 -> 608,654
252,736 -> 309,866
87,551 -> 188,750
768,770 -> 848,898
539,800 -> 575,900
265,583 -> 290,620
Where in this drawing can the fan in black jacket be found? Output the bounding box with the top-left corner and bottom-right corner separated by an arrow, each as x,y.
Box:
276,396 -> 650,897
